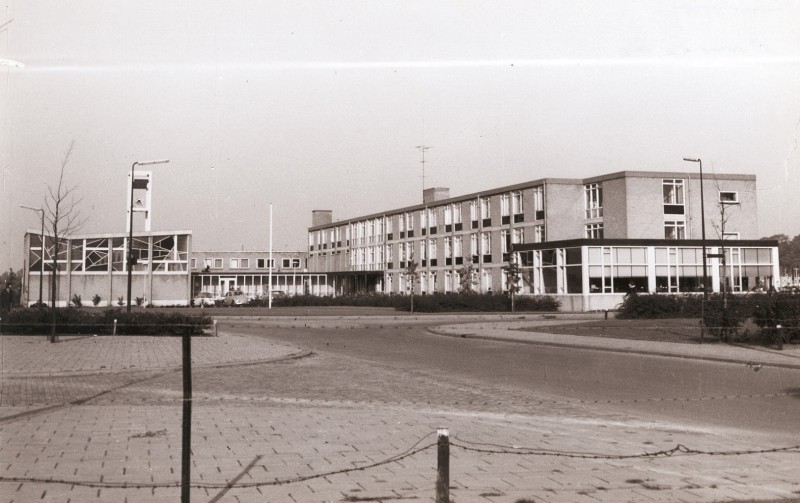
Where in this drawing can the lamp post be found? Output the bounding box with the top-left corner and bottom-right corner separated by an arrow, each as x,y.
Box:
683,157 -> 708,300
20,204 -> 45,306
127,159 -> 169,312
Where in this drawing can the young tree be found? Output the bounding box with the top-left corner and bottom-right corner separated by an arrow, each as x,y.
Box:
709,175 -> 741,340
458,264 -> 478,293
42,141 -> 86,342
503,253 -> 522,312
405,251 -> 419,313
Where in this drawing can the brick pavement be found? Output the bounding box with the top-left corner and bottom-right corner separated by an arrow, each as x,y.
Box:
1,318 -> 800,502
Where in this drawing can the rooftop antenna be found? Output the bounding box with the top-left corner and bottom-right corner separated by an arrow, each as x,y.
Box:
415,145 -> 432,194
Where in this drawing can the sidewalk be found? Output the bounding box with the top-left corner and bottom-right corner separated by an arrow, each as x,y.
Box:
1,317 -> 799,502
0,332 -> 306,377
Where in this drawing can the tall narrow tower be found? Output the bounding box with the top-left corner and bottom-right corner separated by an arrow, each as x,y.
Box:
126,170 -> 153,232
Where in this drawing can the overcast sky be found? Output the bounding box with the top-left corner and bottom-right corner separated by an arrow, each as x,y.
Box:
2,1 -> 799,271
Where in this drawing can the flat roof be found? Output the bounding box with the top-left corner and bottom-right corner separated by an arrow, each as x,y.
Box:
513,238 -> 778,251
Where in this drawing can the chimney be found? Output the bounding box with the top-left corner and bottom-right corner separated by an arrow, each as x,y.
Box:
423,187 -> 450,204
312,210 -> 333,227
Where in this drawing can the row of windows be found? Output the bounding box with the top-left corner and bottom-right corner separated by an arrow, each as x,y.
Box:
345,226 -> 545,267
392,269 -> 494,294
309,187 -> 546,249
194,257 -> 303,270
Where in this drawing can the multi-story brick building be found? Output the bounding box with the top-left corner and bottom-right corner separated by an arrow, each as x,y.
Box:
307,170 -> 779,310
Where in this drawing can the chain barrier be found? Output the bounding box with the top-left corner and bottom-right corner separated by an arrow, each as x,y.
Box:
0,432 -> 797,491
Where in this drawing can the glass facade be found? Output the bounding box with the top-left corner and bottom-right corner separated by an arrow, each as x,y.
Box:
518,241 -> 776,297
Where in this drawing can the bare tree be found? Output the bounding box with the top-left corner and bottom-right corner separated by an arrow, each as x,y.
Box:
42,141 -> 86,342
503,253 -> 522,312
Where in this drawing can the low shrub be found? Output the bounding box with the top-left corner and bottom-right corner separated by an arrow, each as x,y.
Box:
71,293 -> 82,308
701,295 -> 756,342
246,292 -> 560,312
394,292 -> 561,313
1,308 -> 212,335
752,291 -> 800,344
92,294 -> 101,307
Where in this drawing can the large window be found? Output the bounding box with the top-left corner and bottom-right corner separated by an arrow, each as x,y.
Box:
588,246 -> 647,294
655,247 -> 705,293
531,185 -> 545,220
723,247 -> 773,292
454,236 -> 463,264
512,191 -> 523,216
584,183 -> 603,219
663,179 -> 685,214
481,232 -> 492,262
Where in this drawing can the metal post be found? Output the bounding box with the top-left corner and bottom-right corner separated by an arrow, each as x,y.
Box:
436,428 -> 450,503
181,330 -> 192,503
126,162 -> 138,313
113,319 -> 117,336
776,324 -> 783,350
698,159 -> 708,300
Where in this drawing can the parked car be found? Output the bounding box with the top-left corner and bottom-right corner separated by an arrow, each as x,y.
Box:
193,292 -> 215,307
222,289 -> 249,306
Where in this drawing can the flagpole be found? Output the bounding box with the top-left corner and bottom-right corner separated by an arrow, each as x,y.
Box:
269,203 -> 273,309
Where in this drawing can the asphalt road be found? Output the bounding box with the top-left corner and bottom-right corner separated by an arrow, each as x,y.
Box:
218,320 -> 800,437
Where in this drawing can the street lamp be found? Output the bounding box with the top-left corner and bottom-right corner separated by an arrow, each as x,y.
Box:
127,159 -> 169,312
20,204 -> 45,306
683,157 -> 708,300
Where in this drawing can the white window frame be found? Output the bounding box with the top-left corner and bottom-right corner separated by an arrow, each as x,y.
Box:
585,183 -> 603,219
500,194 -> 510,217
585,223 -> 604,239
512,190 -> 523,215
664,220 -> 686,240
480,197 -> 491,219
663,179 -> 685,205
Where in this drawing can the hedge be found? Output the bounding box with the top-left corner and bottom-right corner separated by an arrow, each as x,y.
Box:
0,307 -> 212,335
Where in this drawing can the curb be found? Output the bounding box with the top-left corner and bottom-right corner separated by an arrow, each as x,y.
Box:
425,326 -> 800,371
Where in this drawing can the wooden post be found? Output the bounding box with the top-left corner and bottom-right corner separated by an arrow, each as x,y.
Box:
181,329 -> 192,503
436,428 -> 449,503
